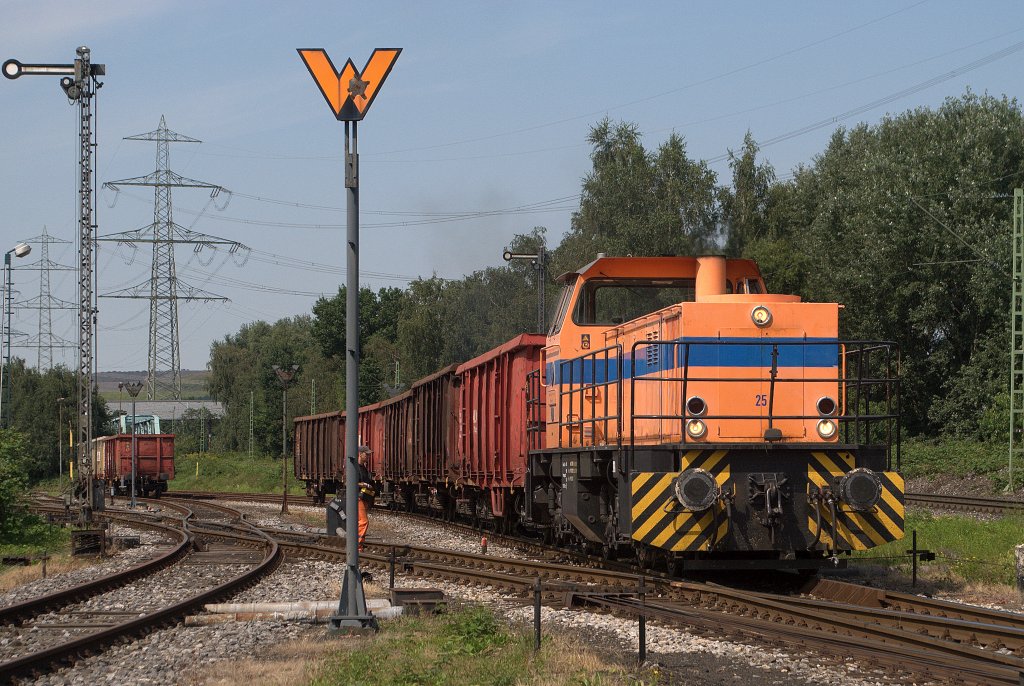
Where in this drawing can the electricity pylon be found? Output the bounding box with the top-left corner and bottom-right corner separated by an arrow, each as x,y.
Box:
101,116 -> 247,400
14,228 -> 75,370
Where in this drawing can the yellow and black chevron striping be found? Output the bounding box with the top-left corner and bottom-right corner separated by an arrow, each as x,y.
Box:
631,449 -> 730,552
807,451 -> 905,551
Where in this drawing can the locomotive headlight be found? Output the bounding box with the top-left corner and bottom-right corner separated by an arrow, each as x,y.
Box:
816,419 -> 837,439
838,468 -> 883,511
817,396 -> 837,416
686,396 -> 707,417
673,468 -> 718,511
751,305 -> 772,327
686,419 -> 707,439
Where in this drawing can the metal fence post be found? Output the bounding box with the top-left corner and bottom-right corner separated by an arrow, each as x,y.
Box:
533,576 -> 542,652
638,575 -> 647,664
1016,544 -> 1024,598
911,529 -> 918,588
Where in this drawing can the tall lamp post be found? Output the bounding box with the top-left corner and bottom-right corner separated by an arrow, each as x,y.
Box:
119,381 -> 144,508
272,364 -> 299,514
0,242 -> 31,427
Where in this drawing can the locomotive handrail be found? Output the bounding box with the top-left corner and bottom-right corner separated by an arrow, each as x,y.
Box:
623,338 -> 900,468
555,344 -> 623,449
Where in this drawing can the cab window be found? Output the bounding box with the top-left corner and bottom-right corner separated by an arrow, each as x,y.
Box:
572,279 -> 696,326
548,278 -> 577,336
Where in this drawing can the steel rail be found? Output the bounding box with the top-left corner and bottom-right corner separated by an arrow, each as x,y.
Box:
0,511 -> 280,680
906,492 -> 1024,515
1,510 -> 190,626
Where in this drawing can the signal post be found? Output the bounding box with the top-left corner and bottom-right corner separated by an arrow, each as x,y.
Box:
298,46 -> 400,633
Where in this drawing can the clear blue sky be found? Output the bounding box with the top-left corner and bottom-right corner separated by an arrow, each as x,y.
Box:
1,0 -> 1021,371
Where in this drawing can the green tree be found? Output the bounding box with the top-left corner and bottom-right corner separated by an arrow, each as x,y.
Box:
556,119 -> 720,274
721,131 -> 776,257
207,316 -> 332,454
3,363 -> 107,481
766,92 -> 1024,436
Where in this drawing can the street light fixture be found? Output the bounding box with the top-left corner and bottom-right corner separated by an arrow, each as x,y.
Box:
119,381 -> 144,508
0,242 -> 31,427
272,364 -> 300,514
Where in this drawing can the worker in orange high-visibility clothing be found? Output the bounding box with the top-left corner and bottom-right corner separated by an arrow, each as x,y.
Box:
356,445 -> 376,552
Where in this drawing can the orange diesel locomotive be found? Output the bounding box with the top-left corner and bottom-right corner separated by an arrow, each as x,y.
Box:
296,254 -> 903,572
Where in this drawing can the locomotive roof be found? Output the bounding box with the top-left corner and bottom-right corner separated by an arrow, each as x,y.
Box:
556,255 -> 762,284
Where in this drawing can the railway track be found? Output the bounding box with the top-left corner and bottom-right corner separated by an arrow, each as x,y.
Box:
905,491 -> 1024,515
0,501 -> 281,681
269,522 -> 1024,685
12,490 -> 1021,683
163,490 -> 1024,685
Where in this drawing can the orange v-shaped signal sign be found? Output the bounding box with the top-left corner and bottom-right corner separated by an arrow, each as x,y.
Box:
298,48 -> 401,121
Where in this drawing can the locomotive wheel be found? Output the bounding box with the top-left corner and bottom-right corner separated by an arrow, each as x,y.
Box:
634,543 -> 654,570
663,553 -> 681,577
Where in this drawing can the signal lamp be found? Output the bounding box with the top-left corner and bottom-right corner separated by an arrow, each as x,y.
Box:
839,468 -> 882,511
750,305 -> 772,327
816,419 -> 837,439
817,396 -> 837,416
686,419 -> 707,440
673,469 -> 718,511
686,396 -> 707,417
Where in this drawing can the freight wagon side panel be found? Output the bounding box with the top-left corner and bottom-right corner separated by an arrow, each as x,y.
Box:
90,436 -> 117,480
115,435 -> 175,480
294,412 -> 343,482
380,392 -> 413,484
411,365 -> 459,485
456,334 -> 546,491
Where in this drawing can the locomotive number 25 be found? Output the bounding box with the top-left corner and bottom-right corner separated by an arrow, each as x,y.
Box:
754,394 -> 768,407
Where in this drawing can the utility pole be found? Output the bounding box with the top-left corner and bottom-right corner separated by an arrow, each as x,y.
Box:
1,242 -> 31,426
1009,188 -> 1023,494
3,49 -> 104,517
57,396 -> 67,478
100,117 -> 248,400
248,389 -> 254,460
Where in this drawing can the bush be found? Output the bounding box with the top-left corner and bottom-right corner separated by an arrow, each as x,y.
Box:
0,430 -> 31,538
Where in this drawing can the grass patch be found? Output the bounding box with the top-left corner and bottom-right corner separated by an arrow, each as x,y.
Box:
853,510 -> 1024,586
0,513 -> 69,559
899,438 -> 1010,487
310,604 -> 637,686
168,451 -> 306,495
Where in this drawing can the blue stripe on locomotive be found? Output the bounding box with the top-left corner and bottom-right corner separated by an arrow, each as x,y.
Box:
547,337 -> 839,385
